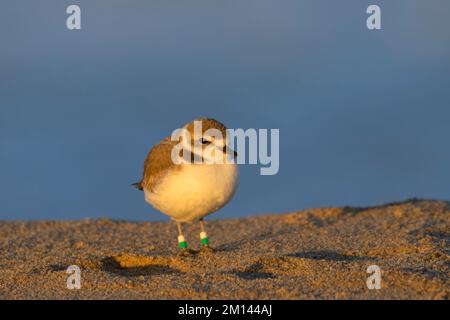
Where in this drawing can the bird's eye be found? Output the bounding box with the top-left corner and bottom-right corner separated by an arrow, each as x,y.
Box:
200,138 -> 211,145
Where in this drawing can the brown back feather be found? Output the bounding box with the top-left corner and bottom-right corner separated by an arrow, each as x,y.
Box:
139,136 -> 180,192
134,118 -> 228,192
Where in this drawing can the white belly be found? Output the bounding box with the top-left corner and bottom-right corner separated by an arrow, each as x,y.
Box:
144,163 -> 239,222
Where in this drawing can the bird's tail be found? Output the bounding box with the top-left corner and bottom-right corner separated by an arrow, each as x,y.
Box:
131,181 -> 143,191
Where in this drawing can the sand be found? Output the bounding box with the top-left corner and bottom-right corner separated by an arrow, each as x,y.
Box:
0,199 -> 448,299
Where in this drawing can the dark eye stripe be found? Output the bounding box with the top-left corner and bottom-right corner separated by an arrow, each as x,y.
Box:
200,138 -> 211,145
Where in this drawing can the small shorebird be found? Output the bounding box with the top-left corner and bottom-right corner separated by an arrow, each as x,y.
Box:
133,118 -> 239,251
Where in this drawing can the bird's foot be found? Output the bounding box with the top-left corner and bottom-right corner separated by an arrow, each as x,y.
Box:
177,248 -> 197,257
200,245 -> 216,255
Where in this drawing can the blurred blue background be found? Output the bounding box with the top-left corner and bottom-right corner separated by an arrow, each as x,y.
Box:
1,1 -> 449,220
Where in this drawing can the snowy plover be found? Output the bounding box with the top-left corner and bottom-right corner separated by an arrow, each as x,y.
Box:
133,118 -> 238,251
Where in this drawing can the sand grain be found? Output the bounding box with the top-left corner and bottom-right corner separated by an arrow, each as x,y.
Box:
0,199 -> 448,299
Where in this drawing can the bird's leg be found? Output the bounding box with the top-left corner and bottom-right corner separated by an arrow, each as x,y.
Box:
177,222 -> 187,249
199,219 -> 209,247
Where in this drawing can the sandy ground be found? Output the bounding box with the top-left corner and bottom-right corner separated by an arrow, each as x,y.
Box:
0,199 -> 448,299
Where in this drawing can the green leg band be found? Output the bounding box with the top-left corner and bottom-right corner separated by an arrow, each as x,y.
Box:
178,241 -> 187,249
178,235 -> 187,249
200,231 -> 209,246
201,237 -> 209,246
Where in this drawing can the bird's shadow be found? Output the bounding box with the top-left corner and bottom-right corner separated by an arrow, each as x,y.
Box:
288,250 -> 373,262
215,231 -> 280,252
229,270 -> 276,280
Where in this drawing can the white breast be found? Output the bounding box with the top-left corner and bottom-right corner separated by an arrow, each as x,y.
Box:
144,163 -> 239,222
